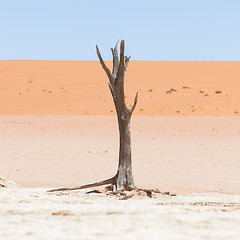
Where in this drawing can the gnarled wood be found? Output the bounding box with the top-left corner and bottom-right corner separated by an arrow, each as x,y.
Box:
124,56 -> 131,71
96,45 -> 114,84
47,175 -> 117,193
48,40 -> 137,193
101,40 -> 137,191
111,40 -> 119,79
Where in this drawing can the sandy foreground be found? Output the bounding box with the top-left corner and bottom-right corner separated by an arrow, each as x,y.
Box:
1,182 -> 240,240
1,115 -> 240,239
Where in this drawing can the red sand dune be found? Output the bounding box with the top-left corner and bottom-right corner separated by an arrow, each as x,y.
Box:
1,60 -> 240,115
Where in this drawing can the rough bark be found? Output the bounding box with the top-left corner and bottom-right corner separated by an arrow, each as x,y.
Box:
97,40 -> 138,191
48,40 -> 137,193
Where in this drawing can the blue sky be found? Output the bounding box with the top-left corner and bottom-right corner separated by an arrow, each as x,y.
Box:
0,0 -> 239,60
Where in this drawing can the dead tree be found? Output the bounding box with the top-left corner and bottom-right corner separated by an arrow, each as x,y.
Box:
48,40 -> 138,192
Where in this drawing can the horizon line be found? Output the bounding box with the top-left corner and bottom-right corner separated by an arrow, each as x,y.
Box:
1,59 -> 240,62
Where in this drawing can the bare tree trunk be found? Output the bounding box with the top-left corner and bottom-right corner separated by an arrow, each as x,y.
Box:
48,40 -> 137,193
116,116 -> 135,190
97,40 -> 138,191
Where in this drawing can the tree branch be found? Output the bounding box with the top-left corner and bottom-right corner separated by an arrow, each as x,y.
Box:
129,91 -> 138,114
96,45 -> 114,84
111,41 -> 119,79
124,56 -> 131,71
116,40 -> 125,84
108,82 -> 115,101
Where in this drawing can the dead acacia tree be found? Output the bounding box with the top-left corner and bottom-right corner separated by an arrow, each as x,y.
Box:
48,40 -> 138,192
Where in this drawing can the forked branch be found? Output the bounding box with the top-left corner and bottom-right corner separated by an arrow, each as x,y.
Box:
108,82 -> 115,100
96,45 -> 114,84
129,91 -> 139,114
124,56 -> 131,71
116,40 -> 125,81
111,40 -> 119,79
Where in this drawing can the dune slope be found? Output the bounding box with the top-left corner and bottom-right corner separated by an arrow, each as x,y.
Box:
1,60 -> 240,115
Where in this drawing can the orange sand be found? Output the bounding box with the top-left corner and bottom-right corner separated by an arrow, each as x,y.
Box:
1,60 -> 240,115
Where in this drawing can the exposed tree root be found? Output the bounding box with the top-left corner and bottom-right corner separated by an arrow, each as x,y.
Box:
136,188 -> 177,197
47,175 -> 117,193
107,191 -> 126,196
120,194 -> 134,200
136,188 -> 158,198
48,180 -> 177,200
85,190 -> 101,194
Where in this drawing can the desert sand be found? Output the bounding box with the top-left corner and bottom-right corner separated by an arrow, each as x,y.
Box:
1,182 -> 240,240
1,115 -> 240,194
1,60 -> 240,115
1,60 -> 240,239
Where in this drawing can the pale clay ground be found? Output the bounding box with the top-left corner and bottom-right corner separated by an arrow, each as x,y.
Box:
0,179 -> 240,240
